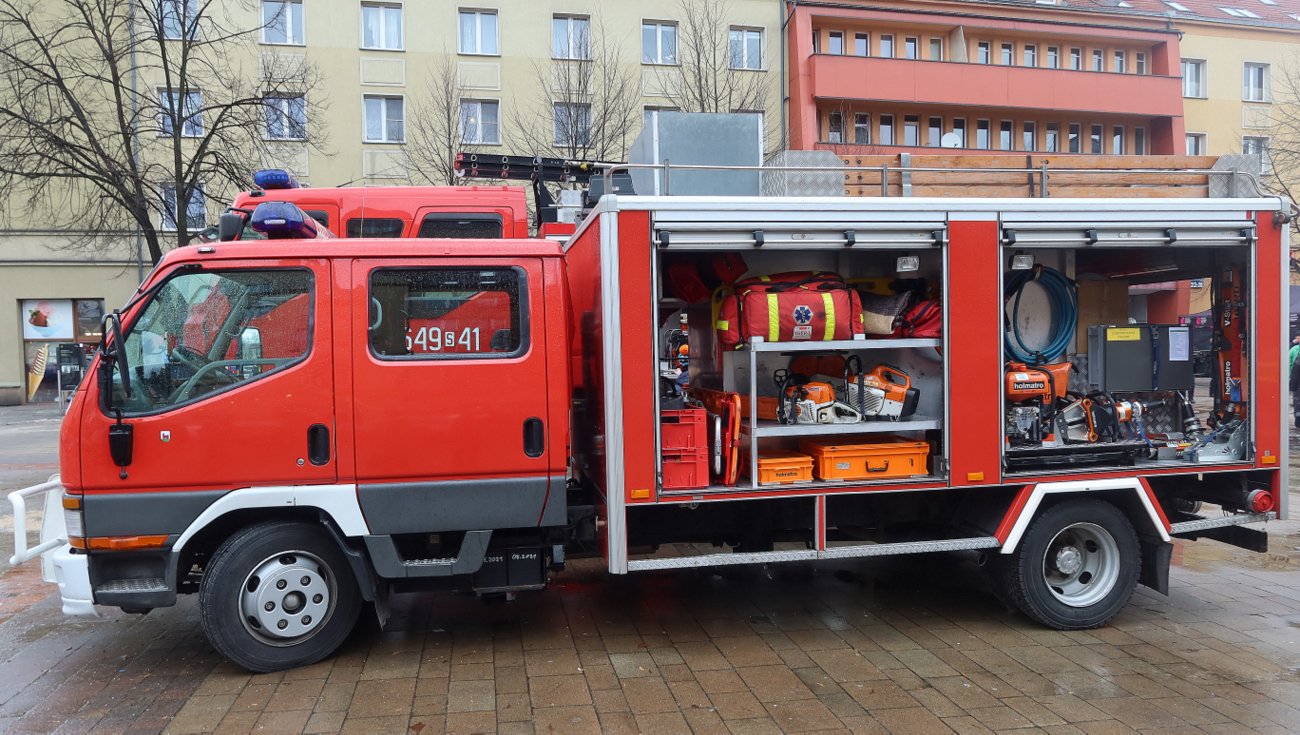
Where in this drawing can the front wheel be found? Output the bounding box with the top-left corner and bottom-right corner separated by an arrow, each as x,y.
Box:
992,499 -> 1140,630
200,522 -> 361,672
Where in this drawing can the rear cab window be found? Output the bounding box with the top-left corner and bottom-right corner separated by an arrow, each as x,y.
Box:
368,268 -> 525,358
417,213 -> 503,239
346,218 -> 406,238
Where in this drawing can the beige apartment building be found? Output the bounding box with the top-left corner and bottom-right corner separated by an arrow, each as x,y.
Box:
2,0 -> 782,403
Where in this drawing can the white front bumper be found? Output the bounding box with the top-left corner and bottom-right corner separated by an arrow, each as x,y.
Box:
51,544 -> 97,617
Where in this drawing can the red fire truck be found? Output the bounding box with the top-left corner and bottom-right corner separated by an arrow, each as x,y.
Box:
8,177 -> 1291,672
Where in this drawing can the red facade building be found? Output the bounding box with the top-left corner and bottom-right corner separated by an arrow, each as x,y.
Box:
785,0 -> 1186,155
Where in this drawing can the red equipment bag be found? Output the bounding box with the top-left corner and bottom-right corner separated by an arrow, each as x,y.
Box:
715,272 -> 865,349
889,298 -> 942,338
663,253 -> 749,303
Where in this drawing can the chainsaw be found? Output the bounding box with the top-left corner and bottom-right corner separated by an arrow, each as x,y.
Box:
773,370 -> 863,425
825,357 -> 919,421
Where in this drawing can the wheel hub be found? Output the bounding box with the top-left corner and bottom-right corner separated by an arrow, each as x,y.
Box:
240,552 -> 333,643
1054,545 -> 1083,576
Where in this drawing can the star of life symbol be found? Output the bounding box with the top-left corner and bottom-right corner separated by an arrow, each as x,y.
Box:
792,305 -> 814,325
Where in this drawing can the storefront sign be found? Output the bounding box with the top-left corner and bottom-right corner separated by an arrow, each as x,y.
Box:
20,299 -> 74,340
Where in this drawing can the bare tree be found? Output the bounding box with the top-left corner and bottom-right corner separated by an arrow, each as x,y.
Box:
406,52 -> 475,186
1265,55 -> 1300,266
0,0 -> 325,264
511,14 -> 639,163
653,0 -> 773,119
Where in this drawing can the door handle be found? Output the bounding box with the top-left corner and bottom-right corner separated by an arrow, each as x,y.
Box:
523,417 -> 544,458
307,424 -> 330,466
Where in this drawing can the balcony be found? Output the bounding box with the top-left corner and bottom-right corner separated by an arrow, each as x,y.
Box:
809,54 -> 1182,119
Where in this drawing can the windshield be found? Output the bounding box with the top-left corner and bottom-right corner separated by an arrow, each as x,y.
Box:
107,269 -> 313,413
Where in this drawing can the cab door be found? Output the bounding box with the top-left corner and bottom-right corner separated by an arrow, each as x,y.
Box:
82,259 -> 335,492
350,258 -> 556,533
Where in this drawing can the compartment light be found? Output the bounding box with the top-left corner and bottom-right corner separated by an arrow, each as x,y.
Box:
895,255 -> 920,273
1010,251 -> 1035,270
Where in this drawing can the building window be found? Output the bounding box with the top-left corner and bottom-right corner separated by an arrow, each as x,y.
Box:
1000,42 -> 1013,65
161,0 -> 198,40
1023,121 -> 1037,151
1135,52 -> 1147,74
904,36 -> 918,59
643,21 -> 677,65
929,38 -> 942,61
977,41 -> 990,64
1186,133 -> 1206,155
1243,136 -> 1270,170
729,27 -> 763,69
362,3 -> 402,50
1165,0 -> 1190,9
161,184 -> 205,231
1090,124 -> 1103,153
159,89 -> 203,137
1243,63 -> 1270,102
1114,50 -> 1126,73
1091,49 -> 1103,71
1046,122 -> 1059,152
265,95 -> 306,140
1112,125 -> 1125,154
1069,47 -> 1082,70
903,115 -> 920,146
1135,127 -> 1147,154
999,120 -> 1012,150
554,102 -> 592,146
854,113 -> 871,144
1182,59 -> 1206,97
459,99 -> 499,144
363,95 -> 404,143
853,33 -> 869,56
1024,45 -> 1037,67
1068,123 -> 1081,153
828,31 -> 844,55
880,34 -> 894,58
879,114 -> 894,145
952,118 -> 966,147
458,9 -> 498,55
928,116 -> 942,146
812,29 -> 819,53
262,0 -> 303,45
552,15 -> 590,60
976,119 -> 990,149
1046,46 -> 1059,68
642,105 -> 678,131
828,111 -> 844,143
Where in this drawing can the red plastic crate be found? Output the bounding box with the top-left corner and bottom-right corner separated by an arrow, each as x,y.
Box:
662,449 -> 709,490
660,408 -> 707,452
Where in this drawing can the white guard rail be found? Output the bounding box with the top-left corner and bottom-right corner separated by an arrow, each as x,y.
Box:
8,475 -> 67,583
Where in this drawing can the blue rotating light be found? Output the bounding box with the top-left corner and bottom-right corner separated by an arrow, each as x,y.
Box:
250,201 -> 320,239
252,169 -> 300,190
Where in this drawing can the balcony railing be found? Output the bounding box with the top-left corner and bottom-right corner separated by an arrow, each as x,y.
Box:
809,54 -> 1183,118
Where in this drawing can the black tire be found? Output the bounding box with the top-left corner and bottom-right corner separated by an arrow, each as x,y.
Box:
199,522 -> 361,672
992,498 -> 1140,630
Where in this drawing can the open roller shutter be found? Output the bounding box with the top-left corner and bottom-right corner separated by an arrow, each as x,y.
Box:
1000,218 -> 1256,249
652,211 -> 948,250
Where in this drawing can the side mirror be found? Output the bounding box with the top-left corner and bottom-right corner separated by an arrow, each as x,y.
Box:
218,212 -> 245,242
239,327 -> 262,378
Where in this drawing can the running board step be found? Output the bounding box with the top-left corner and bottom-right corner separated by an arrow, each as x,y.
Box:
1169,511 -> 1274,535
364,530 -> 492,578
627,536 -> 1000,572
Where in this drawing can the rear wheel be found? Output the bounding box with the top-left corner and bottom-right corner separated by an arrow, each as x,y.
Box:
200,522 -> 361,672
994,499 -> 1139,629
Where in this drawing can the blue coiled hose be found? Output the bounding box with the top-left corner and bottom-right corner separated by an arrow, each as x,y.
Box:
1004,265 -> 1077,365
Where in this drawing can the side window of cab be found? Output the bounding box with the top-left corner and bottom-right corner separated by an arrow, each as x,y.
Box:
368,268 -> 525,358
106,269 -> 313,414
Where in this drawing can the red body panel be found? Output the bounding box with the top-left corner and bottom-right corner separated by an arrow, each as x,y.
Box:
946,220 -> 1004,486
616,212 -> 658,504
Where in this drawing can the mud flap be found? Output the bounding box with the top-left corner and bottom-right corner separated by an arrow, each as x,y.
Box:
1138,539 -> 1171,596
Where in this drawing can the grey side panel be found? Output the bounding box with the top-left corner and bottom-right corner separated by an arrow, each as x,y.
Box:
83,490 -> 229,538
358,475 -> 566,534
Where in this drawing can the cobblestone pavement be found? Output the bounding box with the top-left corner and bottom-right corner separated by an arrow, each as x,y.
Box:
1,402 -> 1298,734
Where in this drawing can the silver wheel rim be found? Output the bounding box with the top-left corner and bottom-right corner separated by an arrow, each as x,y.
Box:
239,550 -> 335,646
1041,522 -> 1120,608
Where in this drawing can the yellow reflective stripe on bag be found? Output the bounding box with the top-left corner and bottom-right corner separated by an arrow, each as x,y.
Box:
767,294 -> 780,342
822,293 -> 835,340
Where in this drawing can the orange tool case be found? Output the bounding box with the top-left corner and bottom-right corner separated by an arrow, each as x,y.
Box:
798,438 -> 930,481
742,450 -> 815,485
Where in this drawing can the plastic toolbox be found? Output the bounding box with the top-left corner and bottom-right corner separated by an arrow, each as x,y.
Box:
742,450 -> 815,485
798,438 -> 930,481
660,408 -> 707,452
662,449 -> 708,490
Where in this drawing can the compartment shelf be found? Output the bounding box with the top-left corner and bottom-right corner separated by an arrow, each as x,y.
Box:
744,416 -> 941,438
745,337 -> 941,352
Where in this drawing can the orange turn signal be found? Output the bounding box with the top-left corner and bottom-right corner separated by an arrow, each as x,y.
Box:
630,488 -> 651,500
83,535 -> 170,551
61,495 -> 82,510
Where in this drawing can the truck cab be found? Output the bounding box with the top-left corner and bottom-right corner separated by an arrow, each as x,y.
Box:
226,170 -> 530,240
54,235 -> 573,671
